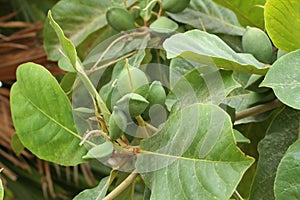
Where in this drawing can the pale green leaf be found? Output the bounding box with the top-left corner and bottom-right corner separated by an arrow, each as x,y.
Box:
137,103 -> 254,199
249,107 -> 299,199
169,58 -> 201,88
261,50 -> 300,110
77,26 -> 117,60
58,56 -> 77,72
166,67 -> 240,111
43,0 -> 112,61
10,63 -> 87,166
47,11 -> 111,122
233,129 -> 250,143
224,89 -> 276,124
163,30 -> 268,75
275,139 -> 300,199
47,10 -> 77,68
83,141 -> 113,160
168,0 -> 245,35
83,32 -> 150,69
265,0 -> 300,52
140,0 -> 157,21
212,0 -> 266,28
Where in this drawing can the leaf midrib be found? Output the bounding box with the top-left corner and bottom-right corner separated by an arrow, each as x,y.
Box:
139,150 -> 252,163
20,87 -> 82,140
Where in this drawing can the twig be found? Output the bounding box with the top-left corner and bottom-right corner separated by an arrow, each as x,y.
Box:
157,0 -> 163,17
234,190 -> 244,200
145,122 -> 159,132
86,51 -> 136,74
103,169 -> 139,200
91,31 -> 148,69
235,99 -> 283,121
136,115 -> 150,138
80,129 -> 108,146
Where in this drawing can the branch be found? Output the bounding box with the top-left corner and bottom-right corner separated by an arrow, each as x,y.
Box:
235,99 -> 283,121
103,169 -> 139,200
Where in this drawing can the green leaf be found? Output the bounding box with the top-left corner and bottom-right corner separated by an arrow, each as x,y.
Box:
140,0 -> 157,21
83,141 -> 114,160
114,173 -> 136,200
261,50 -> 300,110
234,119 -> 274,198
244,74 -> 270,93
11,134 -> 25,156
73,173 -> 113,200
47,10 -> 77,68
168,0 -> 245,35
83,32 -> 150,69
136,103 -> 254,199
58,56 -> 77,72
48,9 -> 111,122
60,72 -> 77,97
10,63 -> 87,166
150,16 -> 178,35
233,129 -> 250,143
212,0 -> 265,28
77,26 -> 117,60
169,58 -> 201,87
163,30 -> 268,75
249,107 -> 299,199
166,67 -> 240,111
43,0 -> 112,62
224,89 -> 276,124
265,0 -> 300,52
275,139 -> 300,199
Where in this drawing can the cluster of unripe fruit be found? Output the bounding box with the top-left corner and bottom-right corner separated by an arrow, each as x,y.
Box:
105,0 -> 190,33
107,65 -> 167,140
105,1 -> 281,140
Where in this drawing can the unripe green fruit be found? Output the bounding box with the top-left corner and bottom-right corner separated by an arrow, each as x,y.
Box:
116,93 -> 149,117
109,107 -> 128,140
162,0 -> 190,13
106,82 -> 117,111
242,27 -> 274,64
142,81 -> 166,120
110,67 -> 149,107
147,81 -> 166,106
150,16 -> 178,35
106,7 -> 136,32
